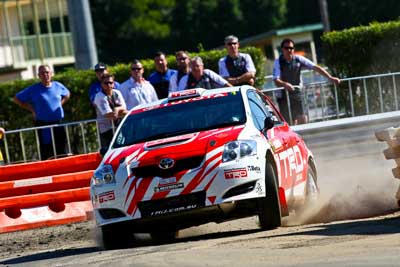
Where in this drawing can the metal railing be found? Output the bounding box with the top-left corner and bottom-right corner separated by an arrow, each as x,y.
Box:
262,72 -> 400,125
1,72 -> 400,164
10,33 -> 73,64
0,119 -> 118,165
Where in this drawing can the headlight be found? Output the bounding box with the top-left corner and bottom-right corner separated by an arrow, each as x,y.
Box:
92,164 -> 115,186
222,140 -> 257,163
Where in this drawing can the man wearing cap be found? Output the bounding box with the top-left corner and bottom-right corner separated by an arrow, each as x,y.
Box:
218,35 -> 256,86
89,63 -> 120,106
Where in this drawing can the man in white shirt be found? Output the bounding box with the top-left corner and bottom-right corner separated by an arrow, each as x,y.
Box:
93,74 -> 128,149
118,60 -> 158,110
218,35 -> 256,86
169,51 -> 190,92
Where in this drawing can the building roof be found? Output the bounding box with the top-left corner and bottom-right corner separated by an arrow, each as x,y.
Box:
240,23 -> 323,45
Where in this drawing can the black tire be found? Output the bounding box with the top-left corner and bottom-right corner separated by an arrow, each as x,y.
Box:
150,231 -> 179,244
100,223 -> 135,250
258,161 -> 282,230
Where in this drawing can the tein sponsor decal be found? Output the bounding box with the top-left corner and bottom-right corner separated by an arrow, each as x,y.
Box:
224,168 -> 248,179
247,165 -> 261,173
98,191 -> 115,203
154,183 -> 184,192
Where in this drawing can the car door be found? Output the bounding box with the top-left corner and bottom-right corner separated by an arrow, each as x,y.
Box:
247,90 -> 294,192
254,91 -> 300,194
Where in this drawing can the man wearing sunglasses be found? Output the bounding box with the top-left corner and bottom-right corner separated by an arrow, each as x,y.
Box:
118,60 -> 158,110
89,63 -> 120,107
218,35 -> 256,86
273,38 -> 340,125
169,51 -> 190,92
93,74 -> 127,150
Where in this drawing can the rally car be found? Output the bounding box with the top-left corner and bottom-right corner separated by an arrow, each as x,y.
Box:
90,86 -> 319,249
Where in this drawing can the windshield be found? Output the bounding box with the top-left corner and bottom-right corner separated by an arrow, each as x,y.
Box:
112,92 -> 246,148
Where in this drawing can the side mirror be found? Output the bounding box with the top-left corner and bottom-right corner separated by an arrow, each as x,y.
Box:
99,147 -> 108,157
264,116 -> 274,131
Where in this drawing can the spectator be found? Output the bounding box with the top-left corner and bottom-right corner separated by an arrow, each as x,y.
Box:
178,56 -> 233,90
118,60 -> 158,110
169,51 -> 190,92
148,51 -> 177,99
273,38 -> 341,125
88,63 -> 120,106
13,65 -> 70,160
93,74 -> 128,150
218,35 -> 256,86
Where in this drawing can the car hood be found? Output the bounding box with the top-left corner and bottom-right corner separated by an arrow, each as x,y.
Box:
102,125 -> 245,173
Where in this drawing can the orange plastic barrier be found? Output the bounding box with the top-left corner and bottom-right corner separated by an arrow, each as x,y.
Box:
0,152 -> 101,182
0,200 -> 93,233
0,170 -> 93,198
0,153 -> 101,233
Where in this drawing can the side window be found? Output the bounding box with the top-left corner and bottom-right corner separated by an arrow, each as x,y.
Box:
256,91 -> 283,124
247,91 -> 268,130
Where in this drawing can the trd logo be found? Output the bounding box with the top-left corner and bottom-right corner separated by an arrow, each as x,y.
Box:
98,191 -> 115,203
224,168 -> 248,179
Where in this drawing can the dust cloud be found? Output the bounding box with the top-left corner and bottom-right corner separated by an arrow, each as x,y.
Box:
287,139 -> 400,225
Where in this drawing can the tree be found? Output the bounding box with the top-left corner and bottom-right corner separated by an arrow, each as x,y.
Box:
90,0 -> 287,63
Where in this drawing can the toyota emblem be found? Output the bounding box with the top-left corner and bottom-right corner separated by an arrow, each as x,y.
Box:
159,158 -> 175,169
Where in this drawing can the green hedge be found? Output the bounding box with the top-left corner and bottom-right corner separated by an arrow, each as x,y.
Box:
321,20 -> 400,116
0,47 -> 265,130
321,20 -> 400,77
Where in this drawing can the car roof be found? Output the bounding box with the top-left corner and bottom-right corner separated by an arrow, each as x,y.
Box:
129,85 -> 255,113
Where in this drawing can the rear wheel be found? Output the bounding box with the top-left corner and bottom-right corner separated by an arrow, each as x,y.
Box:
258,161 -> 282,230
100,223 -> 135,250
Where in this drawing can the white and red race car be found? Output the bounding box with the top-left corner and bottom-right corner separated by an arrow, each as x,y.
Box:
90,86 -> 318,249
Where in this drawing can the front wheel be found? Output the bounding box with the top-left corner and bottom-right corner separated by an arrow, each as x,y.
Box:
258,161 -> 282,230
100,223 -> 135,250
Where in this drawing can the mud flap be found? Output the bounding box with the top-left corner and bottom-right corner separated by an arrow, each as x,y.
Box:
279,187 -> 289,216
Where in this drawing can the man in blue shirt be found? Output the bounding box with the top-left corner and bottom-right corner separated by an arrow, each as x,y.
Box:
13,65 -> 71,160
148,51 -> 177,99
88,63 -> 120,107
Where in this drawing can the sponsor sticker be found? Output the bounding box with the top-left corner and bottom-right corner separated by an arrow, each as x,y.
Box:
98,191 -> 115,203
158,177 -> 177,185
150,204 -> 198,216
224,168 -> 248,179
154,182 -> 184,192
247,165 -> 261,173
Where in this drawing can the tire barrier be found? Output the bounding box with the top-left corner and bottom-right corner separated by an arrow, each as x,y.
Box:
0,153 -> 101,233
375,127 -> 400,207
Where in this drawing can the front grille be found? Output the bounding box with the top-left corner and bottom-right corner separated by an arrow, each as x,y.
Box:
132,156 -> 203,178
138,191 -> 206,218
